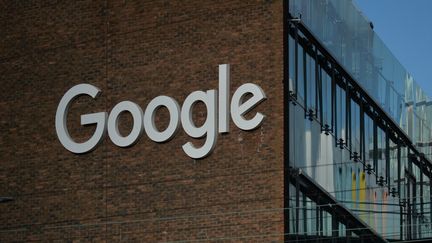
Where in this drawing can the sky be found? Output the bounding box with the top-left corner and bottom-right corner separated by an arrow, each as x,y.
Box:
354,0 -> 432,97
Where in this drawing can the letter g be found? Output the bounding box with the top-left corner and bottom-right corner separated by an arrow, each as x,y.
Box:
55,84 -> 107,154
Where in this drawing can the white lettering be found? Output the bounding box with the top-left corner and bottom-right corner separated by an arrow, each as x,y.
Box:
55,64 -> 266,158
107,101 -> 144,147
181,90 -> 218,159
144,96 -> 180,143
231,83 -> 266,130
55,83 -> 107,154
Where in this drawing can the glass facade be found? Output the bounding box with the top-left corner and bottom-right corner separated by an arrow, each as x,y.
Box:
286,0 -> 432,241
289,0 -> 432,160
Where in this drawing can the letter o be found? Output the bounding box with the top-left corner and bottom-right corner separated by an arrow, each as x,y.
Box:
144,96 -> 181,142
107,101 -> 144,147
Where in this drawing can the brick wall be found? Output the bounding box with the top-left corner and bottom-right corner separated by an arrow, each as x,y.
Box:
0,0 -> 284,241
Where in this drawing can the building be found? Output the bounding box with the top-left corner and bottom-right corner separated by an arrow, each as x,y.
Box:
0,0 -> 431,242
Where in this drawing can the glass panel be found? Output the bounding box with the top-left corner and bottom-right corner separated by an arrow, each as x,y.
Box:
321,68 -> 332,128
289,0 -> 432,161
351,100 -> 360,154
289,35 -> 296,93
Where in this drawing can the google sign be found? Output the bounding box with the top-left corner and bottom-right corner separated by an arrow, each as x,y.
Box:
55,64 -> 266,159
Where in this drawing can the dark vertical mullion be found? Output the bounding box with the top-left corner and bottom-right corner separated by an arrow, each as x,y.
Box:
420,170 -> 424,239
360,101 -> 365,163
316,204 -> 320,236
398,144 -> 403,241
386,128 -> 390,191
331,67 -> 336,134
303,48 -> 307,115
294,23 -> 299,98
397,144 -> 401,197
408,149 -> 413,175
412,176 -> 417,239
319,208 -> 323,237
333,72 -> 338,144
315,48 -> 319,120
373,118 -> 378,176
430,175 -> 432,240
349,95 -> 352,150
303,194 -> 307,235
345,84 -> 350,151
400,199 -> 404,241
295,178 -> 300,234
407,174 -> 412,240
